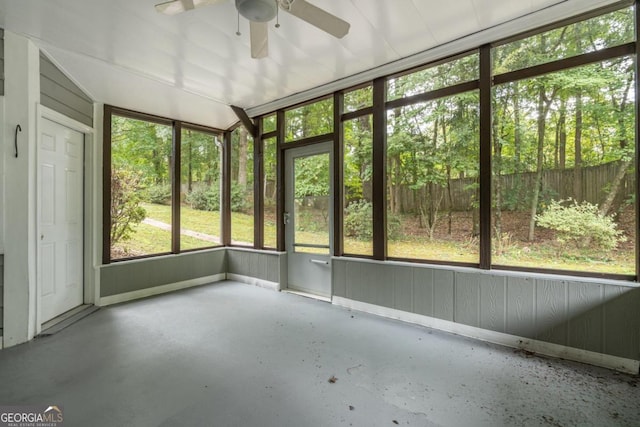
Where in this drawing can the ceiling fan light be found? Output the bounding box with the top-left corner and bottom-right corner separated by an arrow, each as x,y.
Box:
236,0 -> 277,22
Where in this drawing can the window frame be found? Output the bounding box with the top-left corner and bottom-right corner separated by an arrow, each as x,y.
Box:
103,105 -> 225,264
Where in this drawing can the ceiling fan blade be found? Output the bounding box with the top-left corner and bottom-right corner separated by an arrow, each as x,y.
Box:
282,0 -> 350,39
250,21 -> 269,59
155,0 -> 225,15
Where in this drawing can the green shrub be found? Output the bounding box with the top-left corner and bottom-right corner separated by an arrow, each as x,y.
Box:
344,200 -> 401,241
145,184 -> 172,205
111,168 -> 147,244
345,200 -> 372,240
231,183 -> 248,213
185,183 -> 249,212
186,185 -> 220,211
536,199 -> 625,251
387,212 -> 402,241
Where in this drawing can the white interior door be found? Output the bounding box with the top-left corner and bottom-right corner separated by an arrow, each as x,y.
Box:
38,117 -> 84,323
284,142 -> 333,298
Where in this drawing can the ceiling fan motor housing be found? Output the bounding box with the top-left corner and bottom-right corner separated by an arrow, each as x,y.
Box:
236,0 -> 277,22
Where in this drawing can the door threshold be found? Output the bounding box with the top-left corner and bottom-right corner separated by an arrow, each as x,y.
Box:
38,305 -> 100,337
283,289 -> 332,303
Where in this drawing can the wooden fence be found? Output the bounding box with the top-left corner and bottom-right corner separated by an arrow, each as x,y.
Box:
393,161 -> 634,213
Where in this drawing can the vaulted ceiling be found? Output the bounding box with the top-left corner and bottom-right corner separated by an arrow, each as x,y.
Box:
0,0 -> 623,129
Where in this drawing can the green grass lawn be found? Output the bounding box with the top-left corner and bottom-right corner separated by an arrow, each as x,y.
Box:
113,203 -> 634,274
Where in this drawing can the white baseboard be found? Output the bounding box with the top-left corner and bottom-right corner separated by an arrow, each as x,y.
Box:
98,274 -> 226,306
332,296 -> 639,375
227,273 -> 280,291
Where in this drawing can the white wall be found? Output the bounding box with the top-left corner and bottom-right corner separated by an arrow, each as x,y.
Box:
3,32 -> 40,346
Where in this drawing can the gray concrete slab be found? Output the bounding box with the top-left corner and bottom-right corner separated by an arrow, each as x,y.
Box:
0,281 -> 638,427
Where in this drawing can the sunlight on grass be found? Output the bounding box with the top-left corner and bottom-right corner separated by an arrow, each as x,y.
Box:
388,238 -> 479,263
112,222 -> 213,257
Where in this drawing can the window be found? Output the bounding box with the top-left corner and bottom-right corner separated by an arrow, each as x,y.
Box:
491,6 -> 635,275
344,86 -> 373,112
230,127 -> 255,246
263,113 -> 277,133
386,92 -> 480,263
263,136 -> 278,248
387,54 -> 478,101
180,127 -> 223,251
493,8 -> 634,74
105,107 -> 224,262
285,98 -> 333,142
492,59 -> 635,275
110,113 -> 172,259
343,115 -> 373,256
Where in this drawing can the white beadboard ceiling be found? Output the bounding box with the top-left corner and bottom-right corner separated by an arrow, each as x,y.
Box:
0,0 -> 624,129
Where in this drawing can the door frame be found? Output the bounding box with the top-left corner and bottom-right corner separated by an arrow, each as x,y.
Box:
284,141 -> 334,298
35,104 -> 95,334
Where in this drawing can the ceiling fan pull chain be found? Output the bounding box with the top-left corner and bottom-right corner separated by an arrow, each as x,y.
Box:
275,2 -> 280,28
236,10 -> 241,36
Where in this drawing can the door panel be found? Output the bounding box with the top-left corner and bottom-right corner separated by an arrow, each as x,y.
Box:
39,118 -> 84,323
285,142 -> 333,298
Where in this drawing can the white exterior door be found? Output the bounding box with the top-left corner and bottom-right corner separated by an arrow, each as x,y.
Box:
284,142 -> 333,298
38,117 -> 84,323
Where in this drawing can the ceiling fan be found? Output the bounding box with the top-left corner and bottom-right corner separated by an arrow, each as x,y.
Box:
155,0 -> 351,59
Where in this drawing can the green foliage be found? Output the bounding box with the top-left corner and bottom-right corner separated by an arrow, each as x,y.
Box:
183,183 -> 245,212
387,213 -> 402,241
536,199 -> 626,251
186,185 -> 220,211
111,115 -> 172,186
502,186 -> 558,211
110,168 -> 147,244
285,98 -> 333,141
294,154 -> 330,198
145,184 -> 171,205
344,200 -> 373,240
343,201 -> 401,241
231,183 -> 248,213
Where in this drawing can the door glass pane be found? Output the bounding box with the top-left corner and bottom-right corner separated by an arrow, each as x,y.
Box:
294,152 -> 330,254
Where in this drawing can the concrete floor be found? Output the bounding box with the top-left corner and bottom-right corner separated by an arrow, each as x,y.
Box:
1,281 -> 639,427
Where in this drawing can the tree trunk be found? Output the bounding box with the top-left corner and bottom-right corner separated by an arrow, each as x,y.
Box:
513,82 -> 524,208
599,73 -> 633,216
528,85 -> 553,242
187,136 -> 193,192
447,166 -> 453,234
600,159 -> 632,216
573,91 -> 583,202
493,114 -> 503,252
358,115 -> 373,201
558,97 -> 567,170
